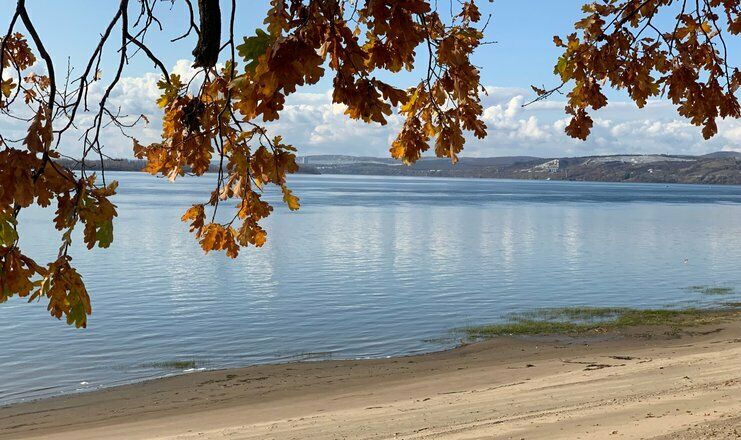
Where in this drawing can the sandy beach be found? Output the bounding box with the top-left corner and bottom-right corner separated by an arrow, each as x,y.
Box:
1,314 -> 739,440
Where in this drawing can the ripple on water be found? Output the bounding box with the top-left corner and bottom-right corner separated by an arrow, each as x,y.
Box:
1,174 -> 740,404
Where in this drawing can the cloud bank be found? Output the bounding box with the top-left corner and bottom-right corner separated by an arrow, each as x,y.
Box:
10,60 -> 740,159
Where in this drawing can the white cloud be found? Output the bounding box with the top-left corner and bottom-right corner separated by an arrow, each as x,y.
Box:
271,98 -> 402,156
3,60 -> 740,159
469,91 -> 741,157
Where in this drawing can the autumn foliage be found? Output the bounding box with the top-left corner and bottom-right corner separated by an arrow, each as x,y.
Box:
534,0 -> 740,140
1,0 -> 739,326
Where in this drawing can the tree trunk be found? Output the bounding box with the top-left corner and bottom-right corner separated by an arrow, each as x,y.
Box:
192,0 -> 221,68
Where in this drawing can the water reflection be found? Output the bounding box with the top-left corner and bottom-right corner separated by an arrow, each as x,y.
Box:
1,173 -> 740,404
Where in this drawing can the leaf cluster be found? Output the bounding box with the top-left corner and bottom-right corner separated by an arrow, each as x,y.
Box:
1,31 -> 117,327
536,0 -> 740,140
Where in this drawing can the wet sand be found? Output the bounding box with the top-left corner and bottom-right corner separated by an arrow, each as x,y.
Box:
1,314 -> 740,439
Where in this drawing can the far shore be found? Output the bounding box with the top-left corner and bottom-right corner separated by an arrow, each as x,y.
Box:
1,309 -> 740,439
63,167 -> 741,187
57,151 -> 741,185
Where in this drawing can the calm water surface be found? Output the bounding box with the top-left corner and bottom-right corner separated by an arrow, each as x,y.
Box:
1,173 -> 740,404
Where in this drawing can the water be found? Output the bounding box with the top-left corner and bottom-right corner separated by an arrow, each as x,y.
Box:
1,173 -> 740,405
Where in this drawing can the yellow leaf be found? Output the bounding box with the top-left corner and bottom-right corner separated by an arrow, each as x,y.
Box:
1,78 -> 15,98
281,185 -> 300,211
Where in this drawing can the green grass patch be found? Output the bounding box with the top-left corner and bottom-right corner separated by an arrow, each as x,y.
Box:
687,285 -> 735,295
145,360 -> 199,370
507,306 -> 626,322
461,306 -> 739,338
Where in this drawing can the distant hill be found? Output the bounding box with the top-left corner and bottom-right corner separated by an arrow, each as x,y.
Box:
58,152 -> 741,185
701,151 -> 741,159
298,155 -> 541,168
58,158 -> 321,175
300,153 -> 741,185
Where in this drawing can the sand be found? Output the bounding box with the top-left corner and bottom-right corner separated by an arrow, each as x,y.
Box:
1,316 -> 740,440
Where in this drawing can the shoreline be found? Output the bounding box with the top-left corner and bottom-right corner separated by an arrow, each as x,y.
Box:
2,312 -> 739,439
82,168 -> 741,187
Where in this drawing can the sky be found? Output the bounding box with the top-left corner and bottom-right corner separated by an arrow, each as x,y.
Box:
2,0 -> 740,158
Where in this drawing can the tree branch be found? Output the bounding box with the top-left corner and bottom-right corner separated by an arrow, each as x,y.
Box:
192,0 -> 221,67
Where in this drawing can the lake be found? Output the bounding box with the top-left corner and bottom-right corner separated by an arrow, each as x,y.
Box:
1,173 -> 740,405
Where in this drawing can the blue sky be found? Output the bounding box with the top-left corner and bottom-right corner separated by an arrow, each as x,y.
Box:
16,1 -> 576,87
3,0 -> 740,157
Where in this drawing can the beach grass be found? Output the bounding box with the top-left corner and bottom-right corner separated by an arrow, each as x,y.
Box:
461,306 -> 739,338
145,360 -> 199,370
687,285 -> 736,295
